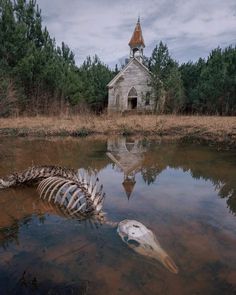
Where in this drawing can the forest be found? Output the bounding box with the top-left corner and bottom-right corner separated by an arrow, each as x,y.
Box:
0,0 -> 235,116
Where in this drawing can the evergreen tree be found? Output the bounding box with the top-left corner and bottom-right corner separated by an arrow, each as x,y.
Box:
149,41 -> 185,113
0,0 -> 235,116
0,0 -> 115,115
77,55 -> 115,111
180,58 -> 205,113
180,46 -> 236,115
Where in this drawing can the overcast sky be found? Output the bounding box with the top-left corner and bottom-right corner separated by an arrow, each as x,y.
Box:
37,0 -> 236,67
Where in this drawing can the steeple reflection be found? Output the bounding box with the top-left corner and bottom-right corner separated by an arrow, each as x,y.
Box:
107,137 -> 147,199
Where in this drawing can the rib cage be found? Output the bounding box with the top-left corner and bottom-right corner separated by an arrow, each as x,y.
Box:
0,165 -> 105,217
37,175 -> 105,216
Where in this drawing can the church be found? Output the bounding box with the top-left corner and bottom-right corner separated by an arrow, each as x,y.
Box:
107,18 -> 154,113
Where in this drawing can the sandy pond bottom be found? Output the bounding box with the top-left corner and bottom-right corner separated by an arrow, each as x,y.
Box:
0,137 -> 235,295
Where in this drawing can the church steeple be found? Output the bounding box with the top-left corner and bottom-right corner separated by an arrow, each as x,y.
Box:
129,18 -> 145,63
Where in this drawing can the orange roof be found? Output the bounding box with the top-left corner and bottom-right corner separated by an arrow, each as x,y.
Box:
128,19 -> 145,48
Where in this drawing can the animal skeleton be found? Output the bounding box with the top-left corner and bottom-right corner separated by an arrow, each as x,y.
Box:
0,165 -> 178,274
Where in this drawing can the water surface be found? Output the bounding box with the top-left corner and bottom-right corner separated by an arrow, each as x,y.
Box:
0,137 -> 235,295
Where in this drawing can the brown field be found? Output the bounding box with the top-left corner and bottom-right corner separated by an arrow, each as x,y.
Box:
0,114 -> 236,148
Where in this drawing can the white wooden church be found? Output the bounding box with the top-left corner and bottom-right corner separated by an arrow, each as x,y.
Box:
107,18 -> 154,112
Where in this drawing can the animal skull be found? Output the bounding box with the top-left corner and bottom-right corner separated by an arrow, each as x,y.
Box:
117,219 -> 178,274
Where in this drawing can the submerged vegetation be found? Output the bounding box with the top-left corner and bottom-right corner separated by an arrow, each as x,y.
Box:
0,0 -> 235,117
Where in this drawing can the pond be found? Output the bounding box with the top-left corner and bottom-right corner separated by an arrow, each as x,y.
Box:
0,137 -> 235,295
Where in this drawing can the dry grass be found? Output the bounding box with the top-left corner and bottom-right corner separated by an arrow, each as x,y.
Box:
0,114 -> 236,147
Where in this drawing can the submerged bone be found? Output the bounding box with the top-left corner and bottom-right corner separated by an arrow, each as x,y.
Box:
0,166 -> 83,189
117,219 -> 178,274
1,166 -> 178,273
37,176 -> 105,217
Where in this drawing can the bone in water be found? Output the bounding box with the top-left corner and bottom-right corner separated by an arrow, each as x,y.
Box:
117,219 -> 179,274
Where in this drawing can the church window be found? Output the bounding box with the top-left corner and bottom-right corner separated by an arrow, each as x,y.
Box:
128,87 -> 138,97
115,94 -> 120,106
145,92 -> 150,106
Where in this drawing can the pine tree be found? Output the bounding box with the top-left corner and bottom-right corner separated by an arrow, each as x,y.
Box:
149,41 -> 184,113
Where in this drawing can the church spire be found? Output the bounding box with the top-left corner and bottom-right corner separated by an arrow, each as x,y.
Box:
129,18 -> 145,62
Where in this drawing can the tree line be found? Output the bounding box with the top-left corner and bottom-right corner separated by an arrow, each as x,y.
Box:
149,42 -> 236,115
0,0 -> 235,116
0,0 -> 114,116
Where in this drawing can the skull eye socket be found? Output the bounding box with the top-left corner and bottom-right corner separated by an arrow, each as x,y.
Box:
127,239 -> 140,247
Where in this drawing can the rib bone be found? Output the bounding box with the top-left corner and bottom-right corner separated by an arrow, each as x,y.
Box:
37,175 -> 105,217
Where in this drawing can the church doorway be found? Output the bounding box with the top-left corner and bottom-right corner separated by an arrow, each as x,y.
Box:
128,87 -> 138,110
128,97 -> 137,109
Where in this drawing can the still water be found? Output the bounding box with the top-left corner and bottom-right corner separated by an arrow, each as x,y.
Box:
0,137 -> 235,295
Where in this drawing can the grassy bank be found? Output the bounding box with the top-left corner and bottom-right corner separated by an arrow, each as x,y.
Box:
0,114 -> 236,148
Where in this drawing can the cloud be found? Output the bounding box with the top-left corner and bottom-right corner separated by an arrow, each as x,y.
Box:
37,0 -> 236,67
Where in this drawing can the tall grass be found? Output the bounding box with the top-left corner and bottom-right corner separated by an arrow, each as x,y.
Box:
0,114 -> 235,140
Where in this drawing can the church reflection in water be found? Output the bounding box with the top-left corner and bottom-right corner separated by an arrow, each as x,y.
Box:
107,137 -> 147,199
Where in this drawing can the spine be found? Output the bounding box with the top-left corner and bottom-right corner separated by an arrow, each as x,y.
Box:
0,166 -> 77,189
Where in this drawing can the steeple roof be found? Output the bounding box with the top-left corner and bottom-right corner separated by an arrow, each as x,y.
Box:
128,18 -> 145,48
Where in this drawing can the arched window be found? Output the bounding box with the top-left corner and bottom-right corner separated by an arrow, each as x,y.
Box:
115,94 -> 120,106
128,87 -> 137,97
145,92 -> 151,106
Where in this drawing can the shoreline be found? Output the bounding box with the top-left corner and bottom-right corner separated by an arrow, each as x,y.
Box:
0,115 -> 235,149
